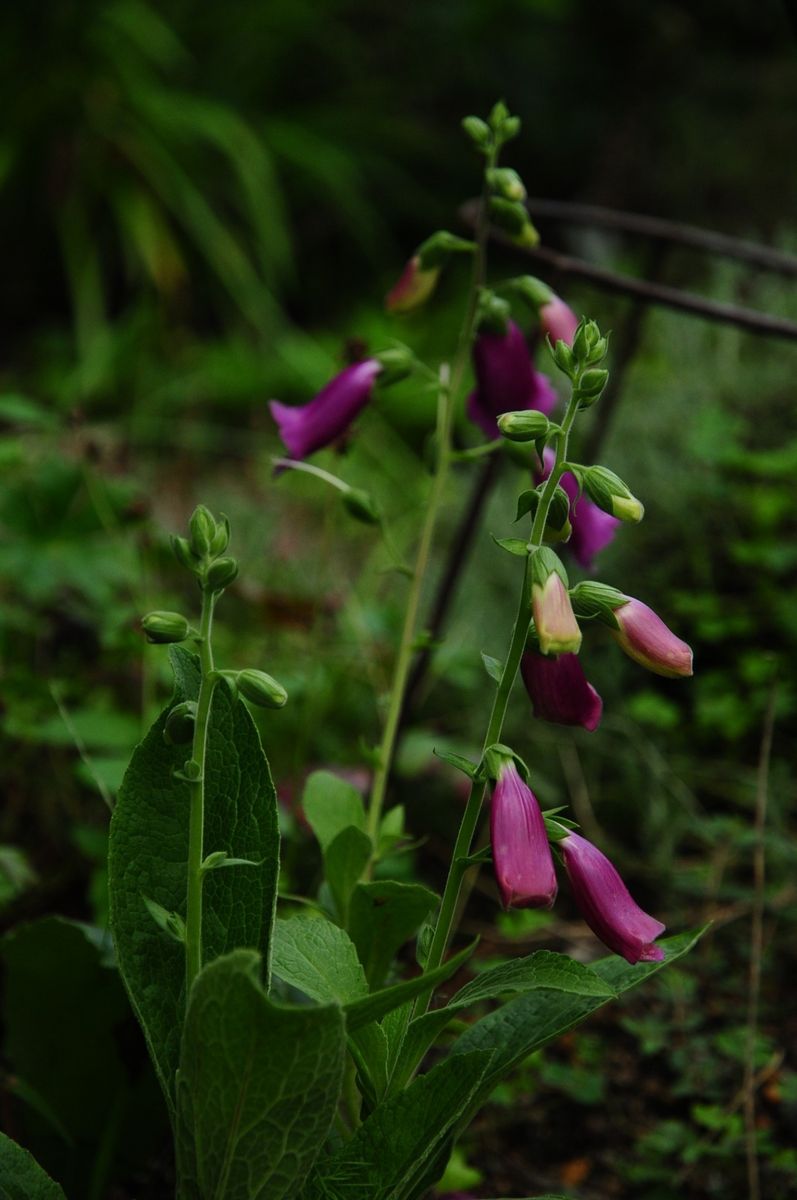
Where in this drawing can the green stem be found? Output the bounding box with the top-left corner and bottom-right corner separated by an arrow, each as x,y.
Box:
418,390 -> 582,995
185,588 -> 218,997
366,365 -> 453,845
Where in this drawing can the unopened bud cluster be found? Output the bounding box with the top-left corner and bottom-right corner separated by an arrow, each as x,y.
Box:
172,506 -> 238,594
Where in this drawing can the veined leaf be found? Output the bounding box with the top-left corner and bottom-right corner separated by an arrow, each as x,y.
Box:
271,915 -> 368,1006
344,941 -> 475,1032
108,647 -> 280,1120
176,951 -> 345,1200
301,770 -> 367,851
0,1131 -> 66,1199
349,880 -> 438,988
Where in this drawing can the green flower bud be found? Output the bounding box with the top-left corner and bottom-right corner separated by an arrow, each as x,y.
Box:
569,580 -> 628,625
497,410 -> 551,443
508,274 -> 555,309
416,231 -> 476,270
545,485 -> 571,537
582,466 -> 644,523
374,345 -> 415,386
164,700 -> 197,746
550,338 -> 576,378
189,505 -> 216,557
209,514 -> 231,557
476,291 -> 512,336
205,556 -> 239,592
575,368 -> 609,408
342,487 -> 380,525
141,610 -> 191,644
462,115 -> 490,149
237,668 -> 288,710
171,535 -> 199,572
489,197 -> 539,247
487,167 -> 527,202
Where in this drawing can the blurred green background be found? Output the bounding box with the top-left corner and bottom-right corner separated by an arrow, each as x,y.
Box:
1,2 -> 796,1198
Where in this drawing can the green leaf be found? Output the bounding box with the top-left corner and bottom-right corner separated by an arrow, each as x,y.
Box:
344,941 -> 476,1032
304,1051 -> 492,1200
302,770 -> 367,851
271,916 -> 368,1005
325,825 -> 372,924
0,1131 -> 66,1199
176,950 -> 345,1200
514,488 -> 540,522
450,929 -> 704,1114
0,918 -> 137,1145
391,950 -> 613,1094
432,748 -> 478,780
491,534 -> 530,557
349,880 -> 439,988
480,651 -> 504,683
108,646 -> 280,1119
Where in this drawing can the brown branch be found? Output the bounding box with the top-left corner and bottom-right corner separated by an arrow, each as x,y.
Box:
459,200 -> 797,342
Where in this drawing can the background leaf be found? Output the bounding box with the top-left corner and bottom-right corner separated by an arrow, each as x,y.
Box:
348,880 -> 438,988
176,950 -> 345,1200
108,646 -> 280,1118
301,770 -> 367,851
0,1131 -> 66,1200
271,915 -> 368,1005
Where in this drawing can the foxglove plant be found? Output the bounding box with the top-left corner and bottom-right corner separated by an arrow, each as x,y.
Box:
0,103 -> 702,1200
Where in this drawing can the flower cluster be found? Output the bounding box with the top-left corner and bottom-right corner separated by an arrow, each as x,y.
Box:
490,762 -> 664,964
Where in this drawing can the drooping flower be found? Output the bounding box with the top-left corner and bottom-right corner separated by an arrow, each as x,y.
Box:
531,549 -> 582,656
269,359 -> 382,460
560,831 -> 665,964
611,597 -> 693,678
539,294 -> 579,347
538,448 -> 619,569
490,761 -> 557,909
385,255 -> 440,313
467,320 -> 557,438
521,650 -> 602,731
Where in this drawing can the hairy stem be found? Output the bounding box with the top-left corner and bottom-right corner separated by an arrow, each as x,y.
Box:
185,588 -> 218,997
418,389 -> 581,999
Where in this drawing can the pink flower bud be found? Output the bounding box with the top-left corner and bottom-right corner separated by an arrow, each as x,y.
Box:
539,294 -> 579,347
490,762 -> 557,910
612,597 -> 693,678
521,650 -> 602,731
269,359 -> 381,460
560,832 -> 665,964
532,572 -> 582,656
385,255 -> 440,313
467,320 -> 557,438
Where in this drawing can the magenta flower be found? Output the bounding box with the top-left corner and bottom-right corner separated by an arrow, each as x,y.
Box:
490,762 -> 557,910
538,448 -> 619,568
269,359 -> 382,460
467,320 -> 557,438
521,650 -> 602,731
560,832 -> 665,964
612,597 -> 693,678
539,294 -> 579,347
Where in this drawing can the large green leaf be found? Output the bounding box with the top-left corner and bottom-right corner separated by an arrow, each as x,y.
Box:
271,915 -> 368,1005
108,647 -> 280,1119
344,940 -> 475,1033
303,1051 -> 492,1200
391,949 -> 614,1092
176,950 -> 345,1200
348,880 -> 438,988
451,929 -> 704,1109
0,1132 -> 65,1200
